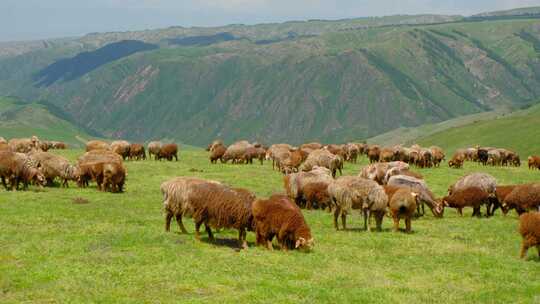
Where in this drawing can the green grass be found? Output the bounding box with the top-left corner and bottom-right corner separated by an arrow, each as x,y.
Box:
1,148 -> 539,303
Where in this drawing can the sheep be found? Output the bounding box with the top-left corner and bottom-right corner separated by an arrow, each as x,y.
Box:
463,148 -> 477,161
252,194 -> 314,251
280,148 -> 308,173
528,156 -> 540,170
328,176 -> 388,231
300,149 -> 342,177
129,143 -> 146,160
0,137 -> 6,144
283,166 -> 334,209
383,167 -> 423,185
157,143 -> 178,161
206,139 -> 224,151
449,172 -> 497,196
441,187 -> 491,217
8,138 -> 36,153
493,185 -> 518,216
388,188 -> 418,233
387,175 -> 443,217
148,141 -> 162,160
430,146 -> 445,167
77,150 -> 124,188
300,142 -> 323,151
101,162 -> 126,193
518,212 -> 540,259
86,140 -> 110,152
344,143 -> 360,163
78,149 -> 123,165
37,153 -> 79,187
477,147 -> 490,165
367,145 -> 381,163
222,140 -> 252,164
109,140 -> 130,160
502,184 -> 540,215
51,141 -> 67,149
379,147 -> 395,163
266,144 -> 293,170
359,161 -> 409,185
325,144 -> 346,158
487,149 -> 502,166
448,152 -> 465,169
0,151 -> 45,190
301,182 -> 332,210
209,143 -> 227,164
0,142 -> 9,151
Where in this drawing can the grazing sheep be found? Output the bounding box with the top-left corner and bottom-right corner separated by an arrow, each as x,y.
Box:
367,145 -> 381,163
300,142 -> 323,151
448,152 -> 465,169
110,140 -> 131,160
487,149 -> 502,166
280,149 -> 309,173
157,144 -> 178,161
148,141 -> 162,160
518,212 -> 540,259
86,140 -> 110,152
383,167 -> 423,185
301,182 -> 332,210
206,139 -> 224,151
0,151 -> 45,190
417,149 -> 433,168
162,178 -> 256,248
223,140 -> 252,164
209,143 -> 227,164
502,184 -> 540,215
129,143 -> 146,160
101,162 -> 126,193
266,144 -> 293,170
442,187 -> 490,217
430,146 -> 445,167
37,153 -> 79,187
51,141 -> 67,149
359,161 -> 409,185
78,149 -> 123,165
77,150 -> 123,188
344,143 -> 360,163
379,148 -> 395,163
477,147 -> 490,165
284,166 -> 333,209
328,176 -> 388,231
387,175 -> 443,217
300,149 -> 342,177
325,144 -> 346,158
253,194 -> 314,251
494,185 -> 518,216
464,148 -> 477,161
528,156 -> 540,170
449,172 -> 497,196
388,188 -> 418,233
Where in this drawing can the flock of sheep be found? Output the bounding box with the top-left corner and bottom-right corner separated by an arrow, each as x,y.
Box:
1,135 -> 539,257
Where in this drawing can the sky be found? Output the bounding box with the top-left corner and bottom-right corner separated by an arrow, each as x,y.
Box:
2,0 -> 540,42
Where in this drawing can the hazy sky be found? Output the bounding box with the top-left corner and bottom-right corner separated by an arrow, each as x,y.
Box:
2,0 -> 540,42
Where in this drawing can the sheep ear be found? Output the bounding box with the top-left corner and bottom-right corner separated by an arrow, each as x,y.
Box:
295,237 -> 305,248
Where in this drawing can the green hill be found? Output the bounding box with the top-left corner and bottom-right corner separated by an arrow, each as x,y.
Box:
0,96 -> 94,146
413,104 -> 540,156
0,8 -> 540,145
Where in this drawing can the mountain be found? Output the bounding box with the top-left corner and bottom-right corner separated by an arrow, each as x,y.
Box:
0,8 -> 539,146
0,96 -> 93,146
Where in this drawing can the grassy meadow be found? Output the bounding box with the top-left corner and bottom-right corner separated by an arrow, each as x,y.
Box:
1,147 -> 540,303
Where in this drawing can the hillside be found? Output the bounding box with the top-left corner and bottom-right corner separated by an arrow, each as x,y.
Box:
0,96 -> 94,146
0,9 -> 539,145
413,104 -> 540,156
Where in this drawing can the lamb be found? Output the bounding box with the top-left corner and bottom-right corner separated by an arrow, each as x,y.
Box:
85,140 -> 110,152
300,149 -> 342,177
328,176 -> 388,231
528,156 -> 540,170
209,143 -> 227,164
388,188 -> 418,233
518,212 -> 540,259
441,187 -> 491,217
161,178 -> 256,248
252,194 -> 314,251
157,143 -> 178,161
148,141 -> 162,160
283,166 -> 333,209
0,151 -> 45,190
502,184 -> 540,215
111,140 -> 131,160
387,175 -> 443,217
129,143 -> 146,160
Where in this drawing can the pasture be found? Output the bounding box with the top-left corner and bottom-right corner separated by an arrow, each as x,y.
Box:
1,147 -> 539,303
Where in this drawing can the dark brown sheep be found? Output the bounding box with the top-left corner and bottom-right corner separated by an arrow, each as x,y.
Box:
448,152 -> 465,169
253,194 -> 313,251
283,166 -> 333,209
518,212 -> 540,259
379,148 -> 395,163
388,188 -> 418,233
129,143 -> 146,160
367,145 -> 381,163
280,148 -> 308,173
503,184 -> 540,215
494,185 -> 518,216
302,182 -> 332,210
528,156 -> 540,170
157,143 -> 178,161
442,187 -> 490,217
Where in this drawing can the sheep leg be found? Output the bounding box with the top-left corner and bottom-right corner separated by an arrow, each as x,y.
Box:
333,207 -> 341,230
1,176 -> 8,191
165,212 -> 173,232
363,209 -> 370,232
375,212 -> 383,232
238,228 -> 248,249
520,241 -> 529,259
341,213 -> 347,230
194,221 -> 203,240
458,208 -> 463,216
205,224 -> 214,241
393,216 -> 399,232
175,214 -> 188,234
266,239 -> 273,250
405,217 -> 412,233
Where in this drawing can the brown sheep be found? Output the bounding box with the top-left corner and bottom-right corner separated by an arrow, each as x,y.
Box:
51,141 -> 67,149
325,144 -> 346,158
206,139 -> 224,151
359,161 -> 409,185
86,140 -> 110,152
280,148 -> 308,173
0,142 -> 9,151
442,187 -> 490,217
367,145 -> 381,163
494,185 -> 518,216
101,162 -> 126,193
0,151 -> 45,190
448,152 -> 465,169
379,148 -> 395,163
209,143 -> 227,164
129,143 -> 146,160
157,143 -> 178,161
388,188 -> 418,233
185,182 -> 256,248
344,143 -> 360,163
430,146 -> 445,167
300,142 -> 323,151
78,149 -> 123,164
283,166 -> 333,209
518,212 -> 540,259
242,146 -> 265,165
8,138 -> 36,153
528,156 -> 540,170
36,153 -> 79,187
77,150 -> 123,188
302,182 -> 332,210
110,140 -> 131,160
328,176 -> 388,231
502,184 -> 540,215
253,194 -> 314,251
148,141 -> 162,160
387,175 -> 443,217
301,149 -> 342,177
222,140 -> 251,164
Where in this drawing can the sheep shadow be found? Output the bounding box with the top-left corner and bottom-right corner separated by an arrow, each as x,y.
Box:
199,237 -> 255,251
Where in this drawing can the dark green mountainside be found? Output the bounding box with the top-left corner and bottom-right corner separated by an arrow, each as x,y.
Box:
0,8 -> 539,145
